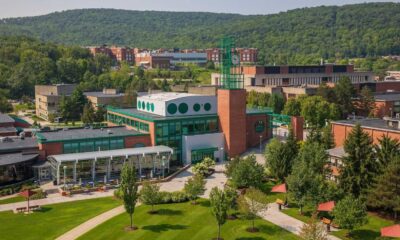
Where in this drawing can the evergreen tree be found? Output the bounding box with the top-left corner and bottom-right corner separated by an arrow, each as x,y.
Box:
94,105 -> 106,122
357,86 -> 375,117
374,135 -> 400,170
321,125 -> 335,150
367,157 -> 400,219
81,103 -> 95,124
334,77 -> 355,118
69,88 -> 87,120
339,124 -> 377,198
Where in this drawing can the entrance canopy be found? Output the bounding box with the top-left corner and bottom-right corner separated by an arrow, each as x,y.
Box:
49,146 -> 173,163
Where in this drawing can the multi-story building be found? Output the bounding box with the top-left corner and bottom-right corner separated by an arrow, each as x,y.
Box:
84,89 -> 125,109
155,52 -> 207,65
385,71 -> 400,81
88,45 -> 134,64
135,52 -> 172,69
35,84 -> 77,121
206,48 -> 258,64
212,64 -> 374,88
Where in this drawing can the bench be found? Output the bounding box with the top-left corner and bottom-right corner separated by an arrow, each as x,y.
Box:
29,205 -> 41,211
16,207 -> 27,213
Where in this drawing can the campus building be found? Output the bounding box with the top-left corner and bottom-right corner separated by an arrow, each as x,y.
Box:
135,52 -> 172,69
88,45 -> 134,64
211,64 -> 374,88
84,89 -> 125,109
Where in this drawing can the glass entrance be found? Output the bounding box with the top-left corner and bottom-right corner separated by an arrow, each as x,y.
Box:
191,147 -> 218,164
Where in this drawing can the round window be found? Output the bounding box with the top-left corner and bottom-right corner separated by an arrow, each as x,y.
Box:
204,103 -> 212,111
151,103 -> 155,112
178,103 -> 188,114
193,103 -> 201,112
141,101 -> 145,110
167,103 -> 177,114
137,100 -> 141,109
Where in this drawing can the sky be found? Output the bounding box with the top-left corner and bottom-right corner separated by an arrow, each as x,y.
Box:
0,0 -> 399,18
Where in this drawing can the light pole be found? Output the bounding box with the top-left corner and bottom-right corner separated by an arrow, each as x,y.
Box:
220,147 -> 224,163
63,165 -> 67,190
162,156 -> 166,178
259,135 -> 263,153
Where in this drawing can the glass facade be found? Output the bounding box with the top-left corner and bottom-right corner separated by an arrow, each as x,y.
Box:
155,117 -> 219,166
191,148 -> 218,164
107,113 -> 149,132
0,160 -> 36,186
63,138 -> 124,154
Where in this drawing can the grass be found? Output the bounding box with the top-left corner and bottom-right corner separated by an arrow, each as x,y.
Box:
259,181 -> 286,204
0,197 -> 121,240
331,213 -> 395,240
79,199 -> 300,240
282,206 -> 396,240
0,195 -> 26,205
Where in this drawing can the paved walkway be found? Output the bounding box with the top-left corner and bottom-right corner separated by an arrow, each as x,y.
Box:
56,164 -> 227,240
259,203 -> 341,240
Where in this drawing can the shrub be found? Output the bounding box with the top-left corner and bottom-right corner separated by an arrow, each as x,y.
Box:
158,191 -> 189,204
30,190 -> 47,200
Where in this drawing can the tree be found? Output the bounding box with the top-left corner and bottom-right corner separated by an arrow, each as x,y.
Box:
301,96 -> 337,128
321,125 -> 334,150
268,93 -> 285,114
283,98 -> 301,116
120,164 -> 139,230
59,95 -> 71,122
225,187 -> 238,219
339,124 -> 377,197
265,139 -> 292,182
357,86 -> 375,117
317,82 -> 336,103
209,187 -> 228,240
368,157 -> 400,219
139,181 -> 161,214
94,105 -> 106,122
238,187 -> 268,232
81,103 -> 95,124
333,196 -> 368,236
184,174 -> 205,204
229,155 -> 264,189
374,135 -> 400,170
334,77 -> 355,117
0,95 -> 12,113
300,213 -> 329,240
124,82 -> 138,107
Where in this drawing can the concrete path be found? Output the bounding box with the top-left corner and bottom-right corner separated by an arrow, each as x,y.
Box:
56,164 -> 227,240
259,203 -> 341,240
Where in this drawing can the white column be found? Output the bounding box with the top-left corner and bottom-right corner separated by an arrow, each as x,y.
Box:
107,157 -> 112,180
73,160 -> 77,183
92,158 -> 96,182
56,163 -> 60,185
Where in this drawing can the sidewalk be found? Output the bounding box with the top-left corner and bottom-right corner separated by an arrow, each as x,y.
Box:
56,165 -> 227,240
259,203 -> 341,240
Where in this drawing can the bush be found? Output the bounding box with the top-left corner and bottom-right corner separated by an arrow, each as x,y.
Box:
30,190 -> 47,200
158,191 -> 189,204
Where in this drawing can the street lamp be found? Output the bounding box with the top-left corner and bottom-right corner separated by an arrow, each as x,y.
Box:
63,165 -> 67,190
259,135 -> 263,153
220,147 -> 224,163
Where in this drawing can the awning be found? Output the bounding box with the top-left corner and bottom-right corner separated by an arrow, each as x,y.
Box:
381,224 -> 400,238
48,145 -> 173,163
271,183 -> 287,193
318,201 -> 335,212
191,147 -> 218,154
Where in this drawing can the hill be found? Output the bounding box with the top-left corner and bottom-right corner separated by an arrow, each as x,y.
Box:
0,3 -> 400,63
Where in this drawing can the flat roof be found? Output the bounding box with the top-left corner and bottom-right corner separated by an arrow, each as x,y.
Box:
49,145 -> 173,162
0,127 -> 17,133
138,92 -> 203,102
0,113 -> 15,124
0,137 -> 38,153
332,118 -> 399,132
246,108 -> 273,115
35,126 -> 146,143
108,107 -> 217,122
84,92 -> 125,98
374,93 -> 400,102
0,153 -> 38,166
327,147 -> 346,158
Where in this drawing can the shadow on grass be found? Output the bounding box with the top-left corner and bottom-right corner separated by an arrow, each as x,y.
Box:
156,208 -> 183,216
198,200 -> 211,207
36,206 -> 52,213
235,237 -> 265,240
346,229 -> 379,240
142,224 -> 188,233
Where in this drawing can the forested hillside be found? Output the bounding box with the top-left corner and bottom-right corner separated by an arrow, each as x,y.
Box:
0,2 -> 399,64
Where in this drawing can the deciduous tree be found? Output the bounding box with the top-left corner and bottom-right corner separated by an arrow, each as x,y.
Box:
333,196 -> 368,236
209,187 -> 228,240
120,164 -> 139,230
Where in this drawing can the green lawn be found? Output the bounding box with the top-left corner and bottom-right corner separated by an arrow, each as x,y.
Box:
0,197 -> 121,240
79,199 -> 300,240
0,195 -> 26,205
283,207 -> 395,240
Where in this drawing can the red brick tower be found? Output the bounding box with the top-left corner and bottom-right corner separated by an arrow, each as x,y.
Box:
218,89 -> 247,157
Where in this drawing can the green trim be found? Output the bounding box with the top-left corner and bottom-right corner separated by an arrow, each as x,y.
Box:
191,147 -> 218,154
36,133 -> 149,144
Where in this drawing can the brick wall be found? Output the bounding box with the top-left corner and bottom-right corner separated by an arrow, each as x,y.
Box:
291,116 -> 304,141
38,142 -> 63,160
217,89 -> 247,157
246,114 -> 270,148
332,123 -> 400,147
124,135 -> 152,148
